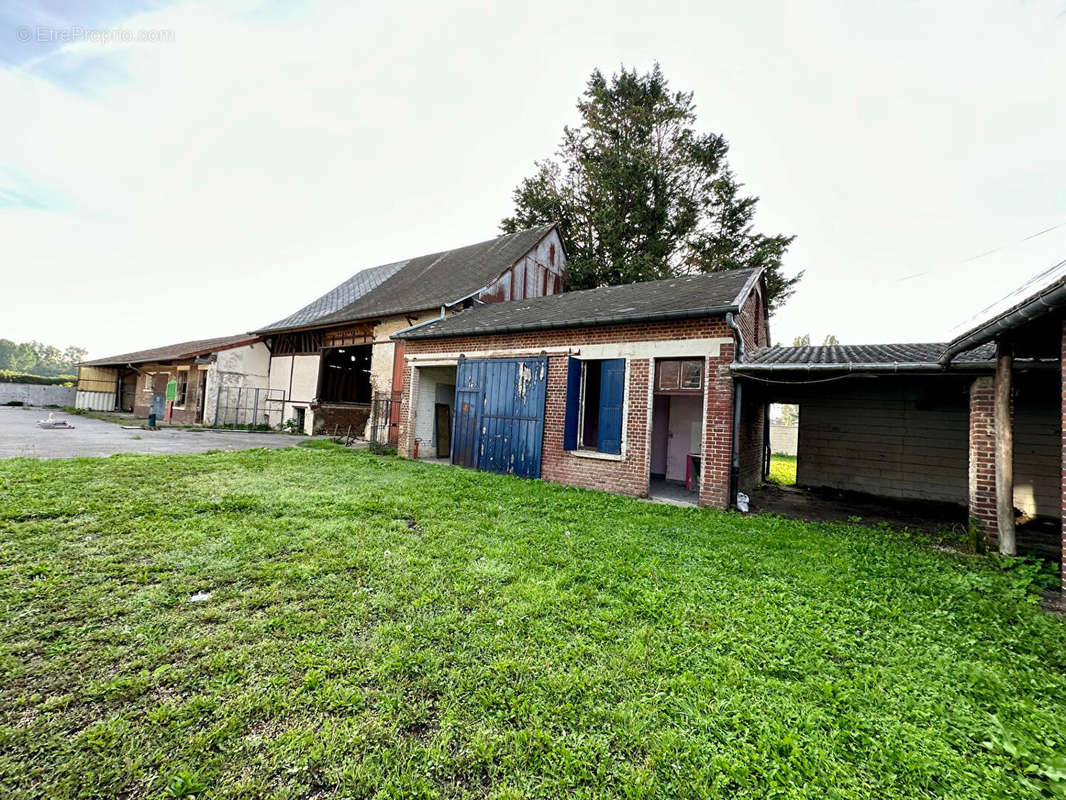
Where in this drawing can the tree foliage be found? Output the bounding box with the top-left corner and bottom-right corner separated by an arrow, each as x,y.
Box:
502,64 -> 802,308
0,339 -> 87,376
792,334 -> 839,347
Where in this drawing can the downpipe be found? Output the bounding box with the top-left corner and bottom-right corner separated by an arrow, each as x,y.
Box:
725,312 -> 745,509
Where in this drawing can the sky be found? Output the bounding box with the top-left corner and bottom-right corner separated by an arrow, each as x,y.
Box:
2,0 -> 1065,359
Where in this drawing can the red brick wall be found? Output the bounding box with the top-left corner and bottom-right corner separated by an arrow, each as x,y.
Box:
734,280 -> 769,493
399,316 -> 741,507
312,403 -> 370,436
968,376 -> 998,547
131,361 -> 206,425
737,390 -> 766,492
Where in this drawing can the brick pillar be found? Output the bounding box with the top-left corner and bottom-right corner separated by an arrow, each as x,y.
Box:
968,376 -> 998,549
699,348 -> 735,509
397,361 -> 414,458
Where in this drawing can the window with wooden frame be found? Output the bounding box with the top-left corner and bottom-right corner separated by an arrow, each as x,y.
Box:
174,371 -> 188,407
655,359 -> 703,393
562,357 -> 625,455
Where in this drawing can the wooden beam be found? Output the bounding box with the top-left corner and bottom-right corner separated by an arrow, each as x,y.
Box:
994,341 -> 1016,555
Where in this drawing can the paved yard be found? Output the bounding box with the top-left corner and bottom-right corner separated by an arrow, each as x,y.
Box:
0,407 -> 317,459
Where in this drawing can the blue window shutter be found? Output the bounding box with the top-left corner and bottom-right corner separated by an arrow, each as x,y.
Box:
597,358 -> 625,455
563,357 -> 582,451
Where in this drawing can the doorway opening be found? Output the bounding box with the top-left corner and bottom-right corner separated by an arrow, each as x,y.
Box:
413,365 -> 457,462
319,345 -> 373,403
648,358 -> 705,505
768,403 -> 798,486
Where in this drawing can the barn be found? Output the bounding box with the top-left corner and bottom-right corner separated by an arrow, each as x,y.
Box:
253,225 -> 567,437
392,268 -> 770,508
76,334 -> 271,426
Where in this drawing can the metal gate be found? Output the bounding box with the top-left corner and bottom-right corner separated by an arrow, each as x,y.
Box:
369,392 -> 402,452
212,387 -> 285,428
452,356 -> 547,478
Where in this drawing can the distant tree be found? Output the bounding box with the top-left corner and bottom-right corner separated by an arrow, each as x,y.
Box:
62,346 -> 88,365
502,64 -> 802,309
0,339 -> 35,372
0,339 -> 85,376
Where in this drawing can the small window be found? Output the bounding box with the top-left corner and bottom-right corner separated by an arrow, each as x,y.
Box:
659,361 -> 680,390
656,359 -> 703,392
681,361 -> 702,389
174,372 -> 188,407
143,373 -> 154,393
563,358 -> 625,455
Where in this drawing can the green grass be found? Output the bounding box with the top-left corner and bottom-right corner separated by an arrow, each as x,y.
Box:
767,453 -> 797,486
1,448 -> 1065,799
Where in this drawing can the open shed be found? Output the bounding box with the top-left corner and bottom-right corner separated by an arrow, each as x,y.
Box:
733,342 -> 1060,560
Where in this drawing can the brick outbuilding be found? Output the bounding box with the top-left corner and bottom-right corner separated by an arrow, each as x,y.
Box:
940,260 -> 1066,588
393,268 -> 770,508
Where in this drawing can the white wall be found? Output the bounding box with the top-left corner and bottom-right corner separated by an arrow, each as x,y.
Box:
770,424 -> 799,456
413,365 -> 455,456
202,342 -> 272,426
268,353 -> 320,434
2,382 -> 77,407
370,311 -> 440,396
75,389 -> 115,411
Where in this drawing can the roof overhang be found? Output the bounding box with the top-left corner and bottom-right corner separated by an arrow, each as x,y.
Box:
79,336 -> 262,368
940,263 -> 1066,365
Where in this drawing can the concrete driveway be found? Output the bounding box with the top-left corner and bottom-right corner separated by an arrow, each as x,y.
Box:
0,407 -> 319,459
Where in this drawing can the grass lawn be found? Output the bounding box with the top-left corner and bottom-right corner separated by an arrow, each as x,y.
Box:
1,445 -> 1065,799
766,454 -> 797,486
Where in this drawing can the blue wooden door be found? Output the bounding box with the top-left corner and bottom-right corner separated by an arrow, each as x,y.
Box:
451,357 -> 547,478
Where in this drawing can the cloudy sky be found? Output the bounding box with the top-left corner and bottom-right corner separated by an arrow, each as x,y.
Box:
3,0 -> 1065,358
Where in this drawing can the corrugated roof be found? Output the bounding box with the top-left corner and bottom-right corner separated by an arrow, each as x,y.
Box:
81,334 -> 261,367
395,268 -> 760,340
942,258 -> 1066,360
256,224 -> 557,333
737,342 -> 997,371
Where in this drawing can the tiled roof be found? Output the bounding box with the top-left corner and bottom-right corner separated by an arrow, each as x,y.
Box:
395,268 -> 760,340
256,224 -> 557,333
81,334 -> 260,367
256,260 -> 406,332
737,342 -> 997,370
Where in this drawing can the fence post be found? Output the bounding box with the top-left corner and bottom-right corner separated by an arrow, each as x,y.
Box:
252,388 -> 259,427
235,387 -> 242,427
214,383 -> 221,427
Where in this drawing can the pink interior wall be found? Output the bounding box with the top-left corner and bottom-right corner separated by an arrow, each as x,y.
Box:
665,395 -> 703,482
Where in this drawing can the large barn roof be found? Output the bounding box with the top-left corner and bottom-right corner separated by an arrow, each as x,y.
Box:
394,268 -> 761,340
81,334 -> 261,367
256,224 -> 557,333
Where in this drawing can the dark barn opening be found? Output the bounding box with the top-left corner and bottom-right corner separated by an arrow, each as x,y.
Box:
319,345 -> 372,403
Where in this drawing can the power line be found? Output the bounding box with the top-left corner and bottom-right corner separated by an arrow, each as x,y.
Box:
895,219 -> 1066,283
